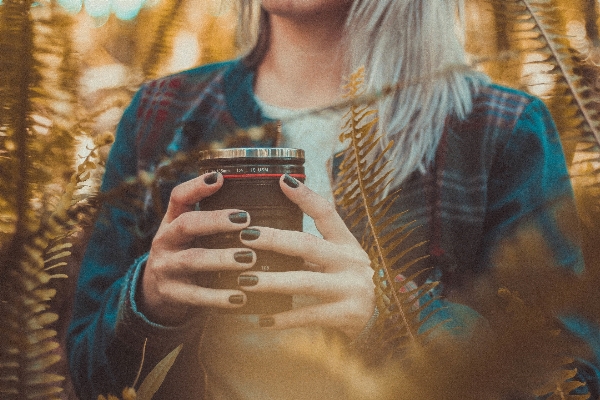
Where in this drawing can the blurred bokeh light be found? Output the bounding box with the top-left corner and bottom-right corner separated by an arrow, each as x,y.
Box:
59,0 -> 150,20
166,30 -> 201,73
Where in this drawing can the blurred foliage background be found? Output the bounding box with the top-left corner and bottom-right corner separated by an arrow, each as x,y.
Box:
2,0 -> 600,398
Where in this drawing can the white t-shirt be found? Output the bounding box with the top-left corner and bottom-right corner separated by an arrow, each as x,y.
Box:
257,98 -> 346,237
197,100 -> 353,400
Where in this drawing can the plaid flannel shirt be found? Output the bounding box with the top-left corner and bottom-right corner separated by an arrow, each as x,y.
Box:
67,59 -> 591,399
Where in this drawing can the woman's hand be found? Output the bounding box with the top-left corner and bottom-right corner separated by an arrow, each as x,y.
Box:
237,174 -> 376,339
140,172 -> 255,326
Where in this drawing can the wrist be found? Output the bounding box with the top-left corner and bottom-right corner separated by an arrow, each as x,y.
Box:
136,259 -> 190,327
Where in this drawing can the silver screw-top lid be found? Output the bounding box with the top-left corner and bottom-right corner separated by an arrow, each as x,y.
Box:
198,148 -> 305,160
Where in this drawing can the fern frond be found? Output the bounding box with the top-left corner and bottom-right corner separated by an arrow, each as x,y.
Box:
487,0 -> 600,163
534,367 -> 591,400
139,0 -> 186,80
199,12 -> 238,65
0,1 -> 86,398
334,67 -> 439,358
0,0 -> 38,250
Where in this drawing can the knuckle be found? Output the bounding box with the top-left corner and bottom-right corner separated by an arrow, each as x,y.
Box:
151,234 -> 166,250
147,252 -> 168,273
151,226 -> 172,248
205,210 -> 226,230
346,268 -> 375,294
177,214 -> 205,237
335,272 -> 355,293
169,185 -> 187,204
363,275 -> 376,293
219,250 -> 234,266
358,256 -> 372,269
302,233 -> 321,251
361,265 -> 375,282
178,248 -> 200,268
170,215 -> 189,235
344,245 -> 370,266
152,259 -> 169,275
260,227 -> 275,244
362,254 -> 372,267
353,275 -> 370,293
155,283 -> 173,301
313,200 -> 337,220
355,249 -> 371,266
302,275 -> 319,293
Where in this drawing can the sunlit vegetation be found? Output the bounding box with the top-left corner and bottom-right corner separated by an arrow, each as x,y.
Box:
1,0 -> 600,398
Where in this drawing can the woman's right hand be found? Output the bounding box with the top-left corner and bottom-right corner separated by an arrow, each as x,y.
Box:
139,172 -> 255,326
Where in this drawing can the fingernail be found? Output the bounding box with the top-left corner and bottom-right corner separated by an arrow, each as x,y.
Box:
259,315 -> 275,328
234,251 -> 253,264
204,172 -> 219,185
229,295 -> 245,305
240,228 -> 260,241
229,212 -> 248,224
283,174 -> 299,188
238,274 -> 258,286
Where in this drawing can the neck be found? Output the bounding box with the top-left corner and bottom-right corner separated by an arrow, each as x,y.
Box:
254,11 -> 348,109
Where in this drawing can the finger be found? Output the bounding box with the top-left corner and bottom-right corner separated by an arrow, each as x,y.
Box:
302,260 -> 325,273
159,281 -> 249,309
279,174 -> 357,244
163,172 -> 223,224
258,301 -> 370,338
157,209 -> 250,248
239,227 -> 369,271
166,248 -> 256,275
237,270 -> 361,299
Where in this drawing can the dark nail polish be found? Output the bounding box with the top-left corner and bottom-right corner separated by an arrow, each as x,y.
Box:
204,172 -> 218,185
229,212 -> 248,224
259,315 -> 275,328
283,174 -> 299,188
240,228 -> 260,241
234,251 -> 253,264
238,274 -> 258,286
229,295 -> 244,305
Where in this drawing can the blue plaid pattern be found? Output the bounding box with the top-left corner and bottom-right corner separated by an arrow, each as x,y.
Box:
66,59 -> 592,399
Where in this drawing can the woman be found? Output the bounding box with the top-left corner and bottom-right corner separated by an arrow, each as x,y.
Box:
67,1 -> 587,398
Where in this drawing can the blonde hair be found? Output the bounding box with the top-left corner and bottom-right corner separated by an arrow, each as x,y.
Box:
234,0 -> 489,186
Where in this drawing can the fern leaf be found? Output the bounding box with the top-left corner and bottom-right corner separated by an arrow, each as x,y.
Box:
139,0 -> 186,80
334,67 -> 439,358
0,1 -> 86,398
533,363 -> 590,399
486,0 -> 600,163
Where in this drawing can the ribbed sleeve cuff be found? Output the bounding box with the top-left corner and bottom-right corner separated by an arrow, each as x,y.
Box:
115,253 -> 204,351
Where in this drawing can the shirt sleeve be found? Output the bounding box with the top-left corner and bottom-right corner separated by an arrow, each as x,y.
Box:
483,96 -> 599,395
483,96 -> 584,273
65,87 -> 204,399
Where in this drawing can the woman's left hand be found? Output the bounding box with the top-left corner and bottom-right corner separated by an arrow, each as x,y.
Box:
237,174 -> 376,340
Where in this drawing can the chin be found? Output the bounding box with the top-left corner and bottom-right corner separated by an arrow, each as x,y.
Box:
260,0 -> 352,18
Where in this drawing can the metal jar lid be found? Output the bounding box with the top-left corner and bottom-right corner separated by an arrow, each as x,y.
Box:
198,148 -> 305,161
